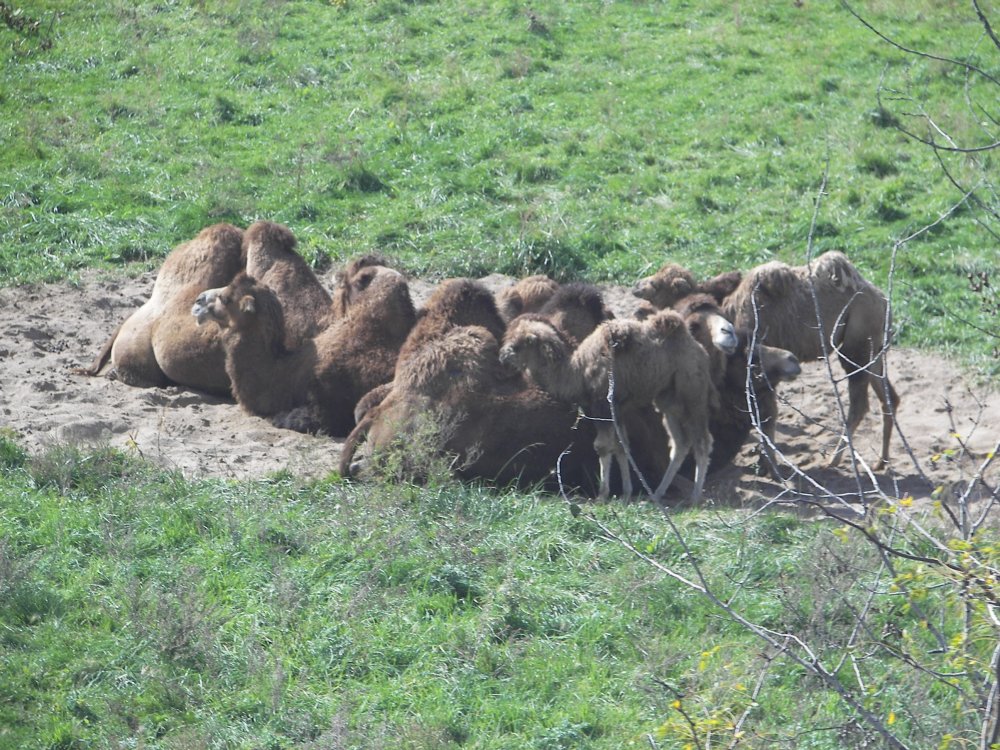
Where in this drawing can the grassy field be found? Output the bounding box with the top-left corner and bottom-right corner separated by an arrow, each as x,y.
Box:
1,437 -> 993,749
2,0 -> 998,373
2,1 -> 1000,748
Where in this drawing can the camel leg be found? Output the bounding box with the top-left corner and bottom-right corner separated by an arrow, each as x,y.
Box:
614,430 -> 633,501
594,425 -> 616,501
872,377 -> 900,471
652,411 -> 690,503
829,370 -> 870,468
687,436 -> 711,505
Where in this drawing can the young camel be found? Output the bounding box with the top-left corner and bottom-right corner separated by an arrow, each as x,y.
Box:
499,310 -> 716,503
76,223 -> 245,395
722,251 -> 899,470
676,294 -> 803,476
339,325 -> 594,491
352,277 -> 509,424
192,267 -> 415,436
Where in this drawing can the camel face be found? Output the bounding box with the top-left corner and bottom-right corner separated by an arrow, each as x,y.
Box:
191,286 -> 232,328
706,312 -> 738,355
631,264 -> 696,309
757,344 -> 801,384
338,265 -> 404,311
192,274 -> 261,330
499,316 -> 561,370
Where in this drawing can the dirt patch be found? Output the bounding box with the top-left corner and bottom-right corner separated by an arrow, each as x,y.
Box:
1,270 -> 996,512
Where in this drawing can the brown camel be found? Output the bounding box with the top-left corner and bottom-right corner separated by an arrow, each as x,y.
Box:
722,251 -> 899,470
339,324 -> 596,491
192,266 -> 415,436
76,223 -> 245,395
499,310 -> 716,503
352,276 -> 510,424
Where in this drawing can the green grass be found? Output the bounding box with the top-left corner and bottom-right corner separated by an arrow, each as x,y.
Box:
1,440 -> 992,749
1,0 -> 998,375
2,3 -> 1000,747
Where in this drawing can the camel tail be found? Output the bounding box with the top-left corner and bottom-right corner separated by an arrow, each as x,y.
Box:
73,322 -> 122,376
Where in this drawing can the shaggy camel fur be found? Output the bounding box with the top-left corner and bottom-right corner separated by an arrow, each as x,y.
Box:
499,310 -> 716,503
722,251 -> 899,469
339,325 -> 595,491
496,274 -> 560,322
192,267 -> 415,436
243,220 -> 332,347
77,223 -> 245,395
352,277 -> 509,424
330,254 -> 395,319
534,282 -> 615,347
632,263 -> 744,314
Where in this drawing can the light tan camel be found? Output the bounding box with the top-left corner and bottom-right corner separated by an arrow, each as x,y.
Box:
722,251 -> 899,470
499,310 -> 716,503
76,223 -> 245,395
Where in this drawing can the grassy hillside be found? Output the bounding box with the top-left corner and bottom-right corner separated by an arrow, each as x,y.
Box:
1,438 -> 993,749
1,0 -> 998,373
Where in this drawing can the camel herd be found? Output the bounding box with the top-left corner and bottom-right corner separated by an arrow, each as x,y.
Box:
78,220 -> 899,503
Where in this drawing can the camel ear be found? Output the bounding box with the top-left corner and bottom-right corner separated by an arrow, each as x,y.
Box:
670,277 -> 694,296
239,295 -> 256,314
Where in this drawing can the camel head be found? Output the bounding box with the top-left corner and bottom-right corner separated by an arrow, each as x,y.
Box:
499,315 -> 567,370
754,344 -> 802,386
631,263 -> 696,309
676,295 -> 738,356
192,272 -> 282,333
331,256 -> 398,317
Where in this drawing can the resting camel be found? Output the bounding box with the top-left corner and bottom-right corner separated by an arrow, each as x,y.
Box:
352,277 -> 509,424
339,325 -> 595,491
243,220 -> 332,347
192,266 -> 415,436
499,310 -> 716,503
330,253 -> 396,320
76,223 -> 245,395
722,251 -> 899,470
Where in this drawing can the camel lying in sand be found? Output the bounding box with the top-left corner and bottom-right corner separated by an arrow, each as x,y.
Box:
500,310 -> 716,503
352,277 -> 509,424
76,223 -> 245,395
192,267 -> 415,436
339,324 -> 595,491
722,251 -> 899,470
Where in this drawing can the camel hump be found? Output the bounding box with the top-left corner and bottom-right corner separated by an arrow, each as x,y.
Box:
812,251 -> 864,292
750,261 -> 797,299
158,223 -> 245,285
244,220 -> 298,273
645,309 -> 685,339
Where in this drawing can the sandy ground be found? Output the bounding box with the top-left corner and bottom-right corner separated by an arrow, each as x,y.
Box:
1,269 -> 997,514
